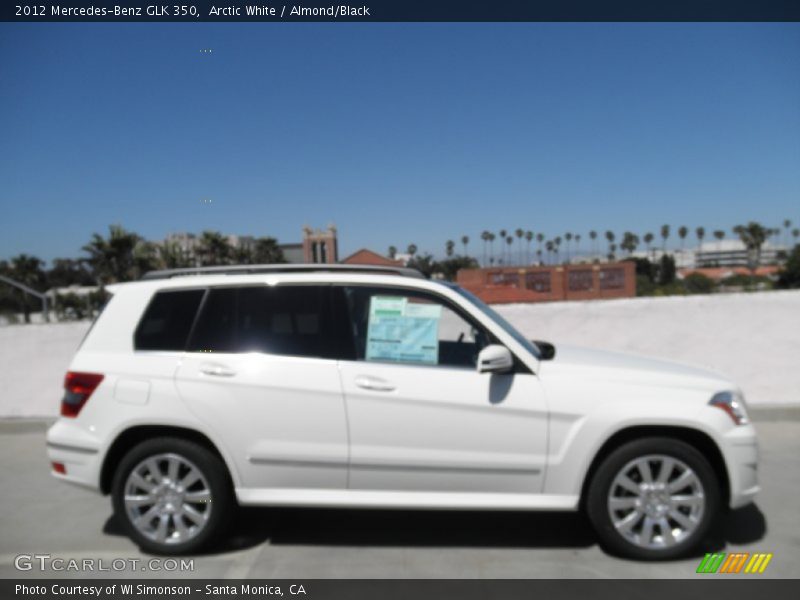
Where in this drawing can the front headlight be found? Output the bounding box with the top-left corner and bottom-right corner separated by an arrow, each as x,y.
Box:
709,390 -> 749,425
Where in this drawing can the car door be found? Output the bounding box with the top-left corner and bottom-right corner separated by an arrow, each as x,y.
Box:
335,285 -> 548,494
175,284 -> 349,492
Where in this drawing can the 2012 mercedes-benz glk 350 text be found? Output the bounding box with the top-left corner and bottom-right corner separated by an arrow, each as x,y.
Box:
46,265 -> 759,559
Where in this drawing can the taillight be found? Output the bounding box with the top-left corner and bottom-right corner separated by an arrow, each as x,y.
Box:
61,371 -> 104,418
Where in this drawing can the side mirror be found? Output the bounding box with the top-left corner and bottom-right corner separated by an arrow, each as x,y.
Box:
533,340 -> 556,361
477,344 -> 514,374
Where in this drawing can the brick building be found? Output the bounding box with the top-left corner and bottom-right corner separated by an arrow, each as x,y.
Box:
457,262 -> 636,304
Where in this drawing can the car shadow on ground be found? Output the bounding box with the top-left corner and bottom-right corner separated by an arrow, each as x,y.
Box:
103,503 -> 767,558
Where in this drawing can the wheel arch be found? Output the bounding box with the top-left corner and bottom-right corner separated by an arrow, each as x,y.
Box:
578,425 -> 730,511
100,424 -> 234,495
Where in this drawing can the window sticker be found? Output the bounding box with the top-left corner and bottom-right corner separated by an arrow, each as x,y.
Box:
366,296 -> 442,365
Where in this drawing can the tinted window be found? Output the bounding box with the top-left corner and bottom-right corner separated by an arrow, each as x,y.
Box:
134,289 -> 205,351
342,286 -> 490,368
188,285 -> 338,358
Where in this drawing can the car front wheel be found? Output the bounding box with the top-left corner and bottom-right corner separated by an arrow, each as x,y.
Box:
111,437 -> 233,554
586,437 -> 720,560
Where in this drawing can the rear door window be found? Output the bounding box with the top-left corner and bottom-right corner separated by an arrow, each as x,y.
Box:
134,289 -> 206,351
187,285 -> 338,359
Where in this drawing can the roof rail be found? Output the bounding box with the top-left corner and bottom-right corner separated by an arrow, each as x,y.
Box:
140,263 -> 425,281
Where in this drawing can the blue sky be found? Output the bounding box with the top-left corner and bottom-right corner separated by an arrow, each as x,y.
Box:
1,23 -> 798,262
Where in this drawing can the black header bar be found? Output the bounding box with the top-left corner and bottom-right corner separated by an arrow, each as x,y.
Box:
3,1 -> 800,23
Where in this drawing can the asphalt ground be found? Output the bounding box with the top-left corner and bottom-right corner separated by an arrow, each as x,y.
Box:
1,413 -> 798,579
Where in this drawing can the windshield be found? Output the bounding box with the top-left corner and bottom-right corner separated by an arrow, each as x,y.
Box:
447,284 -> 541,359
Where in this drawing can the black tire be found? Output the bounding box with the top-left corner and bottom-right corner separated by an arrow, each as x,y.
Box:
111,437 -> 234,555
586,437 -> 720,560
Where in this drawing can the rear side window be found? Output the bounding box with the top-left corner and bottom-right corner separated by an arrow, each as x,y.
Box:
187,285 -> 338,359
134,289 -> 205,351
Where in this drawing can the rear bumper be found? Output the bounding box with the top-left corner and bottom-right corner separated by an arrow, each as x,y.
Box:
46,420 -> 103,492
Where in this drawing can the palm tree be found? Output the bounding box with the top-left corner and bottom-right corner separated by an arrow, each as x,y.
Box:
82,224 -> 145,284
407,244 -> 418,258
608,243 -> 617,262
784,219 -> 792,248
605,231 -> 615,259
564,232 -> 573,264
733,222 -> 769,275
515,229 -> 524,265
678,226 -> 689,253
488,233 -> 496,265
536,248 -> 543,264
445,240 -> 455,257
589,230 -> 598,256
792,228 -> 800,246
660,224 -> 670,254
713,230 -> 725,252
545,240 -> 554,265
506,236 -> 514,265
536,233 -> 545,262
621,232 -> 639,256
196,231 -> 233,267
575,234 -> 581,259
480,231 -> 489,266
554,236 -> 562,264
388,245 -> 397,259
461,235 -> 470,256
643,232 -> 654,258
696,227 -> 706,250
524,231 -> 534,265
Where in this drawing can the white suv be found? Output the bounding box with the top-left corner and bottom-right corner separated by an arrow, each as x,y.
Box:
46,265 -> 759,559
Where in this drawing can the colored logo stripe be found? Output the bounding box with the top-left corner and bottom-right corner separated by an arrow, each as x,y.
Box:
697,552 -> 772,574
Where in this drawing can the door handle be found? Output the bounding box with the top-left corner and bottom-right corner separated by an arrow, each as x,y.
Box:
354,375 -> 396,392
199,363 -> 237,377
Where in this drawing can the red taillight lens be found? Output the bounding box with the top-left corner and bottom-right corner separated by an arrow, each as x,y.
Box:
61,371 -> 104,418
52,462 -> 66,474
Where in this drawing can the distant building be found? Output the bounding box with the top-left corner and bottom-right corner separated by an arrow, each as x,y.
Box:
694,239 -> 784,268
163,225 -> 339,265
341,248 -> 404,266
457,262 -> 636,304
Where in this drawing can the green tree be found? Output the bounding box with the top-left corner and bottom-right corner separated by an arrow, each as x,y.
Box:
388,246 -> 397,259
158,241 -> 194,269
406,253 -> 436,278
8,254 -> 46,323
46,258 -> 94,288
461,235 -> 470,257
437,256 -> 480,281
684,272 -> 715,295
252,237 -> 286,264
196,231 -> 233,267
621,232 -> 640,255
445,240 -> 455,258
658,254 -> 676,286
733,221 -> 770,274
82,225 -> 145,284
407,244 -> 418,257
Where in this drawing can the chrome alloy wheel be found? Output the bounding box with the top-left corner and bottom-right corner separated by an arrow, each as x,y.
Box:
123,453 -> 212,545
607,454 -> 705,550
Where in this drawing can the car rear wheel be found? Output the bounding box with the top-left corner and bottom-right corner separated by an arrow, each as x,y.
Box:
586,437 -> 720,560
111,437 -> 233,554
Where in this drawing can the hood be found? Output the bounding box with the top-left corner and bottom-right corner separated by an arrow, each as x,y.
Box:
541,344 -> 734,393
